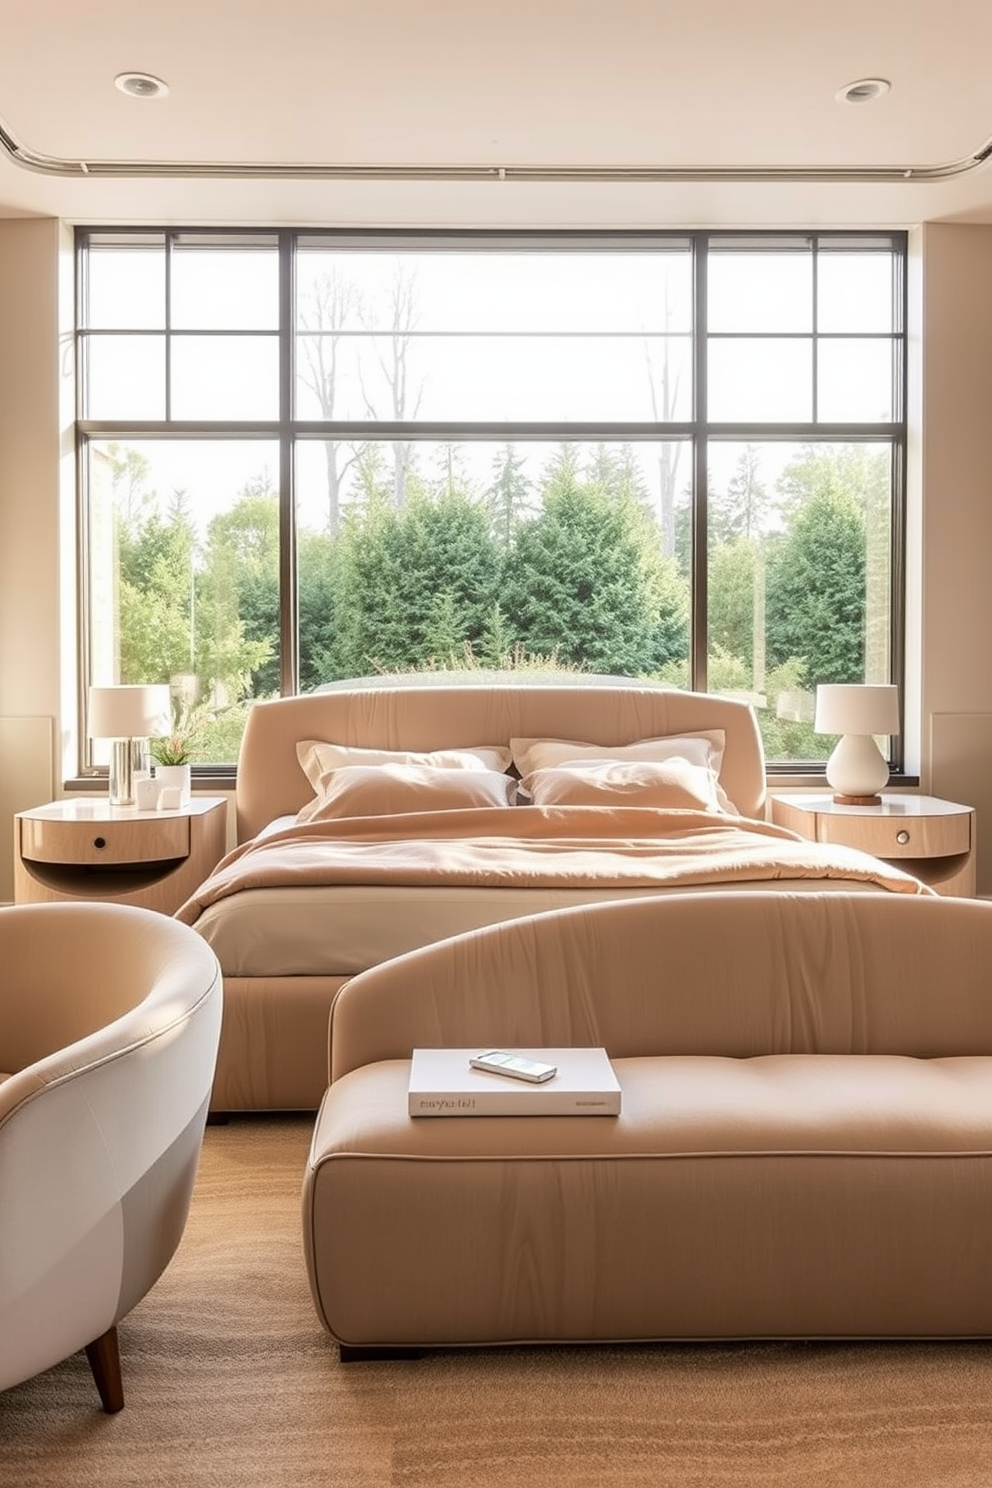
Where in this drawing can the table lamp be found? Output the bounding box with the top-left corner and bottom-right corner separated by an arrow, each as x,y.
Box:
88,684 -> 172,805
813,683 -> 900,805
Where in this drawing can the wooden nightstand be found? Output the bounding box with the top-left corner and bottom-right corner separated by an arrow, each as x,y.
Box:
770,792 -> 976,898
14,797 -> 228,915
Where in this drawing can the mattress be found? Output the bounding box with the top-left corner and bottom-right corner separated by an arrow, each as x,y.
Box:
192,876 -> 884,978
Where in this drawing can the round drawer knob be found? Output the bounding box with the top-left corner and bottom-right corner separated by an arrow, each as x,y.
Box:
895,829 -> 910,845
93,835 -> 107,850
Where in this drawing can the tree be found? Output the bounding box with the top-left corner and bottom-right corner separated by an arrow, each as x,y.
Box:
117,494 -> 198,684
296,269 -> 363,533
710,444 -> 770,544
766,486 -> 866,687
298,528 -> 345,689
500,458 -> 671,675
106,442 -> 155,530
334,487 -> 501,675
642,282 -> 687,557
485,443 -> 533,545
360,264 -> 424,508
708,538 -> 759,668
197,484 -> 279,698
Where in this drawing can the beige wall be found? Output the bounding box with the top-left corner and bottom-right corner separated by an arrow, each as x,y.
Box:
2,220 -> 992,894
918,224 -> 992,892
0,219 -> 72,899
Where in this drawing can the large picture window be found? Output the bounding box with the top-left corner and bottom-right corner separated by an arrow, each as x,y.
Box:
76,229 -> 906,773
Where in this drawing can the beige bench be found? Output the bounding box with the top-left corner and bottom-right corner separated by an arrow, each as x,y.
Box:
302,891 -> 992,1359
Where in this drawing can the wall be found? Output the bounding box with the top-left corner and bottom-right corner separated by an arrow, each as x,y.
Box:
0,219 -> 71,899
919,224 -> 992,893
1,220 -> 991,895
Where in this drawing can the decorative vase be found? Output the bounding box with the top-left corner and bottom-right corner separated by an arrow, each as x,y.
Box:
155,763 -> 191,807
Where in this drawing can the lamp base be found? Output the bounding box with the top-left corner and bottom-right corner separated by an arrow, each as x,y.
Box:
108,736 -> 149,807
825,734 -> 890,805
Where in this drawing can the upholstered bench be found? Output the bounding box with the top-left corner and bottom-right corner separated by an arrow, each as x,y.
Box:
302,891 -> 992,1358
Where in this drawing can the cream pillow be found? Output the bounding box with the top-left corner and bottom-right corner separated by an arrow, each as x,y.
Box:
298,763 -> 516,823
297,738 -> 512,795
510,731 -> 735,812
520,758 -> 724,812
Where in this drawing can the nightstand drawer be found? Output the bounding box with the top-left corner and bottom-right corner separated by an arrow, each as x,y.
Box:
19,814 -> 190,866
814,812 -> 971,860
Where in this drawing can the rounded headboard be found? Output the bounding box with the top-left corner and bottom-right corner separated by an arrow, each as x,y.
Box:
235,678 -> 766,840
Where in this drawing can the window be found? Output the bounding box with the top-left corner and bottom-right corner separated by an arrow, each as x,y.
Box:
76,229 -> 906,774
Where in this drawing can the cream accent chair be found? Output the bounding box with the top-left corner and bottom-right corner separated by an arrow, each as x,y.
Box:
0,902 -> 222,1412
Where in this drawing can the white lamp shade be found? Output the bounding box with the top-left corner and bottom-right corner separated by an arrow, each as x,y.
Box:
88,685 -> 172,739
813,684 -> 900,738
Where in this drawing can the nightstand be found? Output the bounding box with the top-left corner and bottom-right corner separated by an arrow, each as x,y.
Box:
14,797 -> 228,915
770,792 -> 976,898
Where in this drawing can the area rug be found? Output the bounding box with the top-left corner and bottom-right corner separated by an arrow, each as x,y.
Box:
1,1116 -> 989,1487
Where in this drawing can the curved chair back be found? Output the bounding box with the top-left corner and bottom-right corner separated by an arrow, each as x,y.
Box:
329,890 -> 992,1080
0,902 -> 222,1410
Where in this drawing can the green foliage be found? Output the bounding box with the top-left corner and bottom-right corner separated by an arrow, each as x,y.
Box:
751,659 -> 820,763
708,538 -> 759,668
117,499 -> 198,683
195,703 -> 252,766
298,529 -> 345,690
108,435 -> 886,767
710,444 -> 770,544
333,485 -> 502,675
486,443 -> 533,545
766,485 -> 867,687
500,465 -> 674,675
115,475 -> 274,707
199,489 -> 280,697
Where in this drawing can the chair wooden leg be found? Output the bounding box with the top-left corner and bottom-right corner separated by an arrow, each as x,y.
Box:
85,1325 -> 125,1413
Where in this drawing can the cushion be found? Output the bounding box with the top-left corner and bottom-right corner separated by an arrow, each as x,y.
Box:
297,763 -> 516,824
509,731 -> 724,775
520,758 -> 725,812
297,738 -> 512,792
510,731 -> 736,812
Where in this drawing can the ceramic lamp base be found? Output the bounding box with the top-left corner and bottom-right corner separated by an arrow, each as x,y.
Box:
825,733 -> 889,804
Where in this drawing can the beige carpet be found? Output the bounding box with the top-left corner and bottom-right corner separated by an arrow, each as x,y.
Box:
1,1116 -> 990,1488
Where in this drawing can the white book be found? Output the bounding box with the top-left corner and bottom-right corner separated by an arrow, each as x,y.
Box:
408,1047 -> 621,1117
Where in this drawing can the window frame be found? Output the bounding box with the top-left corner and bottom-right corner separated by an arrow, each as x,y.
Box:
73,226 -> 909,784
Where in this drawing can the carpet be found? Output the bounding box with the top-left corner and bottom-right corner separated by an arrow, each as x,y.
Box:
1,1116 -> 990,1487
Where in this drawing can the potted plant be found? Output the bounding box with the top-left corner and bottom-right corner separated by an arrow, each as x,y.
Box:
150,705 -> 205,806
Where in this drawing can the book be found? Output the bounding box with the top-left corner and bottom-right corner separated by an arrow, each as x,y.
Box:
408,1046 -> 621,1117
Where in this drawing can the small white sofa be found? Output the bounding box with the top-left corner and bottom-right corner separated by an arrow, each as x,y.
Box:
303,891 -> 992,1358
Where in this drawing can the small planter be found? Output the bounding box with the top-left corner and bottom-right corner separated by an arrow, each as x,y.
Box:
155,763 -> 191,807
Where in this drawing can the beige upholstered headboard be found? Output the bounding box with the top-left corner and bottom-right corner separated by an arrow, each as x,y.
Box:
234,677 -> 766,841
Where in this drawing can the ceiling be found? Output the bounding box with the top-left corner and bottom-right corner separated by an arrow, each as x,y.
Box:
2,0 -> 992,230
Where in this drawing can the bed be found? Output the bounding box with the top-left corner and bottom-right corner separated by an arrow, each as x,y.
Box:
176,675 -> 930,1113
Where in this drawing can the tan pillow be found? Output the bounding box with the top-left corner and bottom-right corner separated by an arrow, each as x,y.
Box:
521,758 -> 724,812
297,763 -> 516,823
297,738 -> 512,793
510,731 -> 735,812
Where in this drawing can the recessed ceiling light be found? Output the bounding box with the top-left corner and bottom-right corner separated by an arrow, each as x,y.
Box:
836,78 -> 890,105
114,72 -> 169,100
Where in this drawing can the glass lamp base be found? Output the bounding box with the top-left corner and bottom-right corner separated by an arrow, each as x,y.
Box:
108,737 -> 149,806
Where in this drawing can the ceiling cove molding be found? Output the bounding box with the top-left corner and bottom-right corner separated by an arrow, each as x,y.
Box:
2,117 -> 991,186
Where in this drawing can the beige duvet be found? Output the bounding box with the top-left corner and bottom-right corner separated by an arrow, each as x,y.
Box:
176,805 -> 930,927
